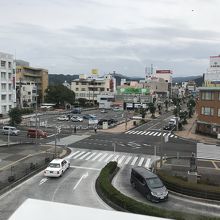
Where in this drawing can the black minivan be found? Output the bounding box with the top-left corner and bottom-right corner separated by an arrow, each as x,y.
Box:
130,167 -> 168,202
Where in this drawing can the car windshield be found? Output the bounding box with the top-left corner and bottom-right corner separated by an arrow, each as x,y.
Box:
49,163 -> 60,168
146,177 -> 164,189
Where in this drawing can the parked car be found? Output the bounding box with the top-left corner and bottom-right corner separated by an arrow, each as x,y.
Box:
57,115 -> 69,121
44,158 -> 70,177
71,116 -> 83,122
83,114 -> 96,120
2,126 -> 20,136
27,128 -> 47,138
71,108 -> 81,114
130,167 -> 168,202
100,109 -> 107,113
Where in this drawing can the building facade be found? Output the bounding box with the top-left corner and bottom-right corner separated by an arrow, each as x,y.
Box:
16,61 -> 48,107
204,55 -> 220,86
0,52 -> 16,115
196,87 -> 220,137
71,74 -> 116,102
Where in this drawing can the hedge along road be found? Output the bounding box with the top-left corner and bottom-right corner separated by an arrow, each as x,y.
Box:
112,166 -> 220,218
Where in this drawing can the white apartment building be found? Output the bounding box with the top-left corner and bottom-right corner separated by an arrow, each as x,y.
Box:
204,55 -> 220,86
0,52 -> 16,115
16,80 -> 37,108
71,74 -> 116,102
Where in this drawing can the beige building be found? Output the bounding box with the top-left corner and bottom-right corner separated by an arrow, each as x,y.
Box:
71,74 -> 115,102
16,61 -> 48,107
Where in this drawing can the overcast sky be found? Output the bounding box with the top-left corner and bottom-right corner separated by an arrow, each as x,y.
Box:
0,0 -> 220,77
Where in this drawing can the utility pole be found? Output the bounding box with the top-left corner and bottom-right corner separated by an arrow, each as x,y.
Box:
7,128 -> 10,147
160,117 -> 164,167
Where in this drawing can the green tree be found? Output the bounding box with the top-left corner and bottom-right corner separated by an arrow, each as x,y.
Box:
45,85 -> 75,107
8,107 -> 22,126
187,98 -> 196,118
148,102 -> 156,118
78,98 -> 87,107
140,108 -> 146,119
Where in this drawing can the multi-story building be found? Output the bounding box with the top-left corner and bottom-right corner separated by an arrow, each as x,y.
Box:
71,74 -> 116,103
204,55 -> 220,86
16,60 -> 48,107
154,70 -> 173,96
196,87 -> 220,137
0,52 -> 16,116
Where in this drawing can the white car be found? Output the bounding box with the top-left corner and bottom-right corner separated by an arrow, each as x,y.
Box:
57,115 -> 69,121
2,126 -> 20,136
71,116 -> 83,122
44,159 -> 70,177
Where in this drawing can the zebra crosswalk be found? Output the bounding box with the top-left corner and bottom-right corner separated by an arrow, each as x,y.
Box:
125,130 -> 178,139
66,149 -> 158,169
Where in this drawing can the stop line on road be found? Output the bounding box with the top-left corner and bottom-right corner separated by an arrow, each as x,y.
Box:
67,149 -> 158,169
125,130 -> 178,139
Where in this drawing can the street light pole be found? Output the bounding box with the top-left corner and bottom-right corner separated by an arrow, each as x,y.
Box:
7,127 -> 10,147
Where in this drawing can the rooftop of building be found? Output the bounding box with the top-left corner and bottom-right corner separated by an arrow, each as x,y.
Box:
16,65 -> 48,72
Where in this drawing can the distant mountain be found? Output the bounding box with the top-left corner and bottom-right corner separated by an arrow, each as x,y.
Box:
173,75 -> 204,86
49,73 -> 204,87
49,74 -> 79,85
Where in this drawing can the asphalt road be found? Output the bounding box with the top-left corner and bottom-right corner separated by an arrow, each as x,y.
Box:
113,166 -> 220,218
0,150 -> 219,220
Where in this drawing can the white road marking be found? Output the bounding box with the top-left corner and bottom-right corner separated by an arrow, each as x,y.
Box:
70,165 -> 101,171
98,153 -> 109,162
47,134 -> 55,138
148,132 -> 154,136
92,153 -> 103,161
167,133 -> 171,137
145,158 -> 151,168
139,131 -> 146,135
39,178 -> 48,186
138,157 -> 145,166
67,151 -> 80,159
111,155 -> 120,161
128,130 -> 135,134
85,152 -> 96,160
79,152 -> 91,160
163,133 -> 166,136
143,143 -> 151,147
175,136 -> 178,138
132,131 -> 139,134
118,155 -> 126,164
131,156 -> 138,166
104,154 -> 114,162
157,132 -> 162,136
170,135 -> 174,138
73,151 -> 86,159
124,156 -> 132,165
119,143 -> 126,147
73,172 -> 88,191
153,132 -> 158,136
145,131 -> 150,135
136,131 -> 142,135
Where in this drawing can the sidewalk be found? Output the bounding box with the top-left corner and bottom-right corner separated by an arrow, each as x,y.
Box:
174,114 -> 220,145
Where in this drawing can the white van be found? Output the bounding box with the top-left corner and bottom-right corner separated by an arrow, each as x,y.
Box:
2,126 -> 20,136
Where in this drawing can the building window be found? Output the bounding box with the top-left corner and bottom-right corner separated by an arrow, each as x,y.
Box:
28,92 -> 31,95
201,92 -> 214,100
201,107 -> 214,116
1,94 -> 6,101
8,62 -> 12,68
1,72 -> 6,79
2,105 -> 7,113
9,94 -> 12,101
8,73 -> 12,79
81,82 -> 87,85
1,61 -> 6,67
76,82 -> 79,85
81,88 -> 86,91
8,84 -> 12,90
9,105 -> 12,110
76,88 -> 79,91
1,83 -> 6,90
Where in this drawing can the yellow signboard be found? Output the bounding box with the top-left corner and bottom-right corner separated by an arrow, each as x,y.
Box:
91,69 -> 98,75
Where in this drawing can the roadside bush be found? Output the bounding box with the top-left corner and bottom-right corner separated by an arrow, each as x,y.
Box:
97,162 -> 219,220
20,108 -> 34,115
157,170 -> 220,200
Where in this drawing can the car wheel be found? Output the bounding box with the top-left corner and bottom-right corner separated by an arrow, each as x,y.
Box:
131,181 -> 135,188
67,163 -> 70,169
147,193 -> 152,202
